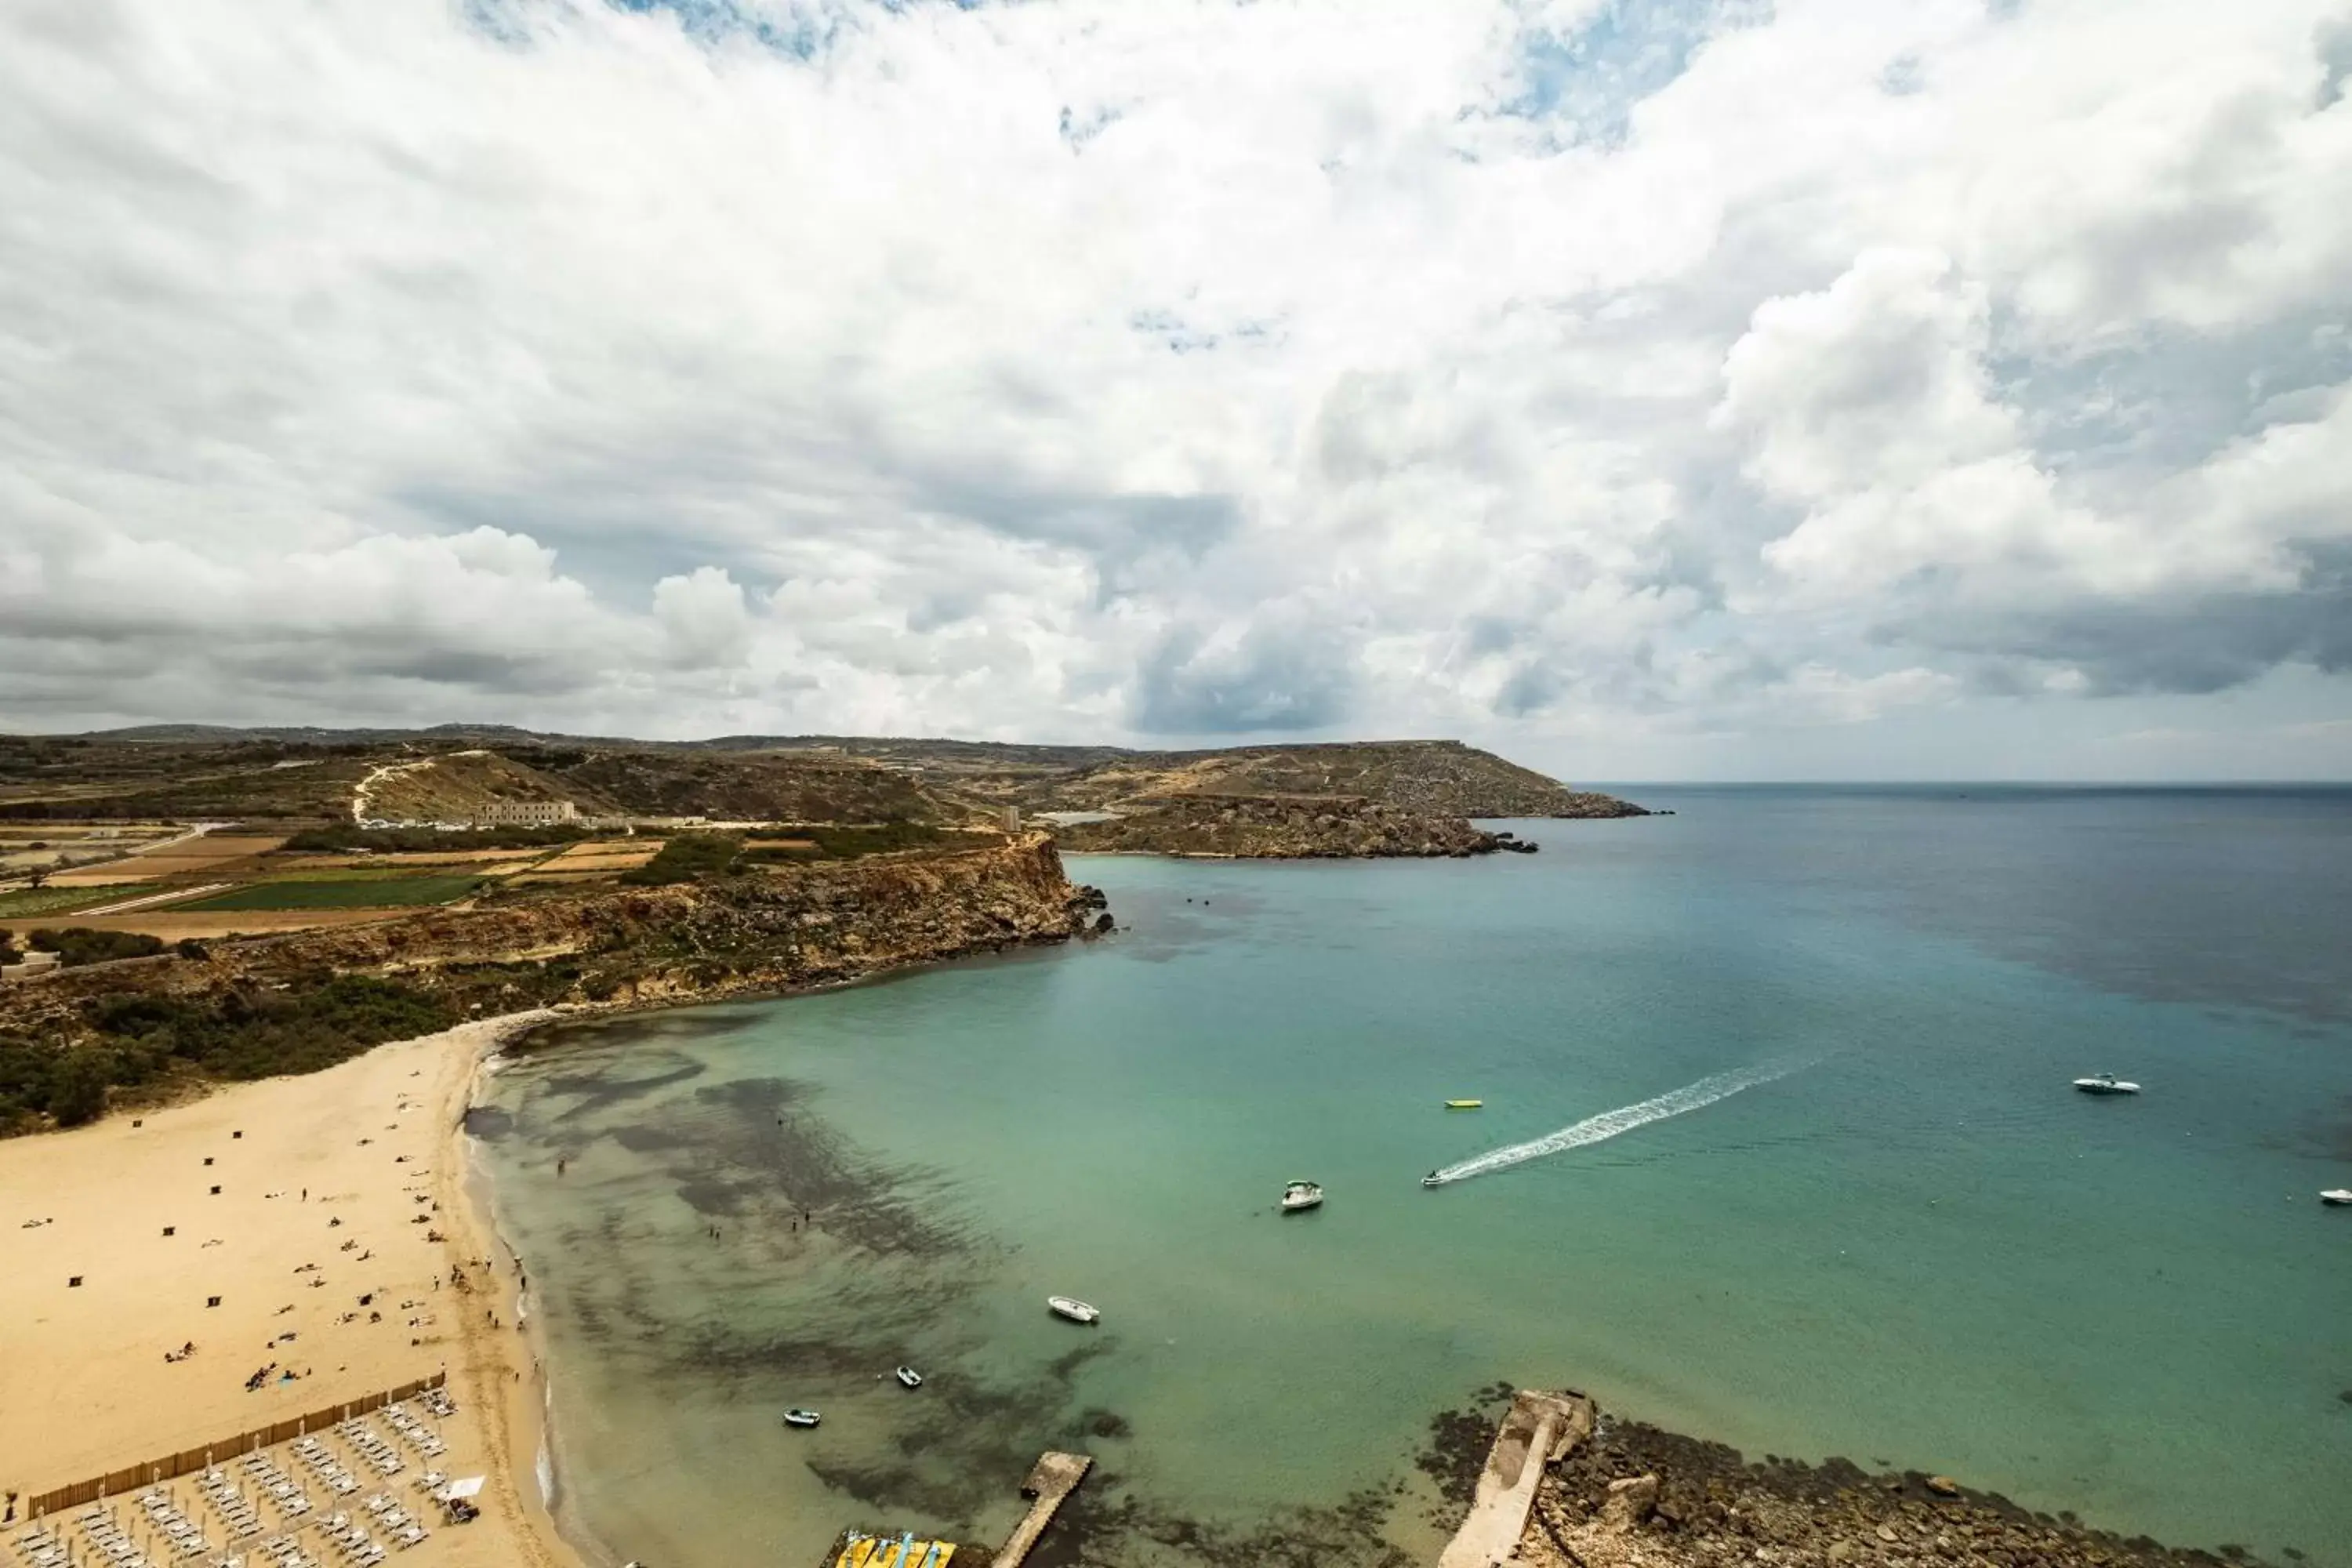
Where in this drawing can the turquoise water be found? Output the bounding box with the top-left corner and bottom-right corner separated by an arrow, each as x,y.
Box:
476,788 -> 2352,1566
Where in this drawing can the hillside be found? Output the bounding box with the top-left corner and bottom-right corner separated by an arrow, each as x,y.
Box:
520,746 -> 951,824
1018,740 -> 1642,818
356,749 -> 622,823
16,728 -> 1644,828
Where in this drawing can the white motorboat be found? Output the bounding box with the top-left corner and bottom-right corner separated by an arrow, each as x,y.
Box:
2072,1074 -> 2140,1096
1047,1296 -> 1101,1324
1421,1171 -> 1443,1189
894,1366 -> 923,1388
1279,1180 -> 1323,1212
2322,1189 -> 2352,1207
782,1408 -> 821,1428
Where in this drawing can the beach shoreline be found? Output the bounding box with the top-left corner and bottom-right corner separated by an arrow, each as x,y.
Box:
0,1007 -> 588,1568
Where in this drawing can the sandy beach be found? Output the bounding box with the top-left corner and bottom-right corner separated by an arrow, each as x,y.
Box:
0,1013 -> 583,1568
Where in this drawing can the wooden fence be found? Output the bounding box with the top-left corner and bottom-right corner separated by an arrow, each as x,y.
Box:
27,1372 -> 446,1519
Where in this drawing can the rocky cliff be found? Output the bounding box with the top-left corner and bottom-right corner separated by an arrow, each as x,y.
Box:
1051,794 -> 1522,858
0,836 -> 1106,1109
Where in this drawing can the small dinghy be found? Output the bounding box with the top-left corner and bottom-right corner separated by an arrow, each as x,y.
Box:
895,1366 -> 923,1388
2322,1190 -> 2352,1207
782,1408 -> 822,1428
1280,1180 -> 1324,1212
1421,1171 -> 1442,1189
1047,1295 -> 1101,1323
2073,1074 -> 2140,1095
1444,1099 -> 1483,1109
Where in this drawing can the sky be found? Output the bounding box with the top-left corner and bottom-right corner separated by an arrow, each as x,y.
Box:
2,0 -> 2349,780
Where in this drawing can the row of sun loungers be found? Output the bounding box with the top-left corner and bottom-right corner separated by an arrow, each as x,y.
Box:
330,1421 -> 402,1481
376,1406 -> 444,1463
412,1388 -> 456,1421
253,1532 -> 321,1568
136,1487 -> 212,1560
195,1468 -> 269,1542
238,1454 -> 311,1523
311,1513 -> 383,1567
358,1492 -> 426,1552
13,1519 -> 72,1568
289,1437 -> 361,1498
74,1504 -> 154,1568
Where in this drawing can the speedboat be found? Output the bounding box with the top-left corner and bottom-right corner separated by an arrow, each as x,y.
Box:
894,1366 -> 923,1388
1444,1099 -> 1483,1109
2072,1074 -> 2140,1095
1279,1180 -> 1323,1212
2322,1190 -> 2352,1207
1421,1171 -> 1442,1189
1047,1296 -> 1101,1323
782,1408 -> 821,1428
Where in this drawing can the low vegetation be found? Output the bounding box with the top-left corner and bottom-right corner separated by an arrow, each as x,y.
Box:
25,927 -> 169,967
621,832 -> 742,884
281,822 -> 597,853
0,972 -> 460,1131
0,884 -> 151,920
743,822 -> 957,858
173,876 -> 487,911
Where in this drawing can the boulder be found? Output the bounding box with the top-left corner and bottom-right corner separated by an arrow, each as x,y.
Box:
1600,1474 -> 1660,1531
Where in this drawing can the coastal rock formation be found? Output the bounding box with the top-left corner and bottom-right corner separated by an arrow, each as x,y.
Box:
0,834 -> 1101,1129
1050,794 -> 1516,858
1514,1412 -> 2278,1568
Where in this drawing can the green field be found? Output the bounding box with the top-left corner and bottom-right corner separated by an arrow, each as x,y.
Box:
0,884 -> 159,920
174,876 -> 485,911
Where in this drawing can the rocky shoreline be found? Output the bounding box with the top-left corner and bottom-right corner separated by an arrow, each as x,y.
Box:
1421,1390 -> 2295,1568
1,834 -> 1108,1133
1050,793 -> 1537,858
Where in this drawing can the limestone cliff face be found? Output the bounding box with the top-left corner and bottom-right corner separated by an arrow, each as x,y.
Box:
1052,794 -> 1516,858
2,834 -> 1105,1036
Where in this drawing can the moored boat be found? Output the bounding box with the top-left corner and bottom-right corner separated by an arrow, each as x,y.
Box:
2072,1074 -> 2140,1095
783,1407 -> 821,1428
1047,1295 -> 1101,1323
1279,1180 -> 1323,1212
895,1365 -> 923,1388
2322,1189 -> 2352,1207
1444,1099 -> 1483,1109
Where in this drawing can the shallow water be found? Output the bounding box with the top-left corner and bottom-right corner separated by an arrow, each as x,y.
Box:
477,786 -> 2352,1566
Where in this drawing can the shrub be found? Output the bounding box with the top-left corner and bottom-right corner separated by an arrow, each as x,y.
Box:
27,927 -> 169,967
49,1052 -> 110,1127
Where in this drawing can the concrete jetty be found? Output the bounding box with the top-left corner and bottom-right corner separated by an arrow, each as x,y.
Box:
993,1450 -> 1093,1568
1438,1389 -> 1595,1568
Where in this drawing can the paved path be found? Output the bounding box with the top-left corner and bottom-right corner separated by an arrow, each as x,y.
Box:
993,1451 -> 1092,1568
1438,1390 -> 1594,1568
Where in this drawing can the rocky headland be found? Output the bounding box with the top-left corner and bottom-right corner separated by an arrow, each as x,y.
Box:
1050,793 -> 1531,858
1422,1394 -> 2289,1568
0,833 -> 1106,1131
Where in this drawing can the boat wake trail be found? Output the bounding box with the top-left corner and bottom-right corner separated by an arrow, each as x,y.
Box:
1427,1058 -> 1817,1185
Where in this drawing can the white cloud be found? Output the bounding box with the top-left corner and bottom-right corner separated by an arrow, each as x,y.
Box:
0,0 -> 2347,771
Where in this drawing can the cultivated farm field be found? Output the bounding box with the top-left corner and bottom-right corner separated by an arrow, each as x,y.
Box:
0,884 -> 162,920
172,874 -> 485,911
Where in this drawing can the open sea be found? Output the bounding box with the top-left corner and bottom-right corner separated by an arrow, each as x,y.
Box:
471,786 -> 2352,1568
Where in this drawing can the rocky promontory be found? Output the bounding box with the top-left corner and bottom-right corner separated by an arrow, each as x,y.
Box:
1486,1406 -> 2285,1568
0,834 -> 1105,1132
1049,793 -> 1523,858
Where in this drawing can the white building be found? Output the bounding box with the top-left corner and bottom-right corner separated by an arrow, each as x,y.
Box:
478,800 -> 579,827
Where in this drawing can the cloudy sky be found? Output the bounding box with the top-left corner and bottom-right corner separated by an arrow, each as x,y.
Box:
4,0 -> 2349,779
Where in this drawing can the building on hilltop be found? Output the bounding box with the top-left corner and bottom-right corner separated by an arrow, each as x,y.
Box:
477,799 -> 578,827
